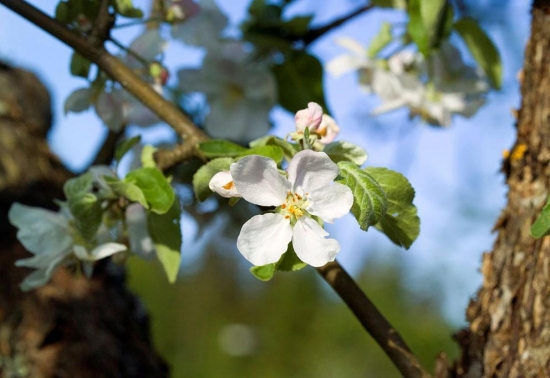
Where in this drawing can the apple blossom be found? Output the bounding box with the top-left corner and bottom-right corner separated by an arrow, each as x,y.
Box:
230,150 -> 353,267
171,0 -> 228,48
209,171 -> 240,198
178,42 -> 276,142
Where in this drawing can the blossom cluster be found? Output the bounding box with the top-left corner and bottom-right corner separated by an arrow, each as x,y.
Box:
208,103 -> 353,268
327,38 -> 489,126
9,166 -> 158,291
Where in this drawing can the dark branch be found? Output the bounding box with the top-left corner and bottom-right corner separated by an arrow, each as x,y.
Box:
303,5 -> 373,46
317,261 -> 432,378
89,130 -> 123,168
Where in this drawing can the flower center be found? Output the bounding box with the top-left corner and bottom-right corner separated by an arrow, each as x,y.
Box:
279,191 -> 309,224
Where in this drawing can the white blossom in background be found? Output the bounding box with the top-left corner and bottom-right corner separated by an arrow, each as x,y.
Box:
326,37 -> 373,79
171,0 -> 227,48
209,171 -> 240,198
328,37 -> 489,126
64,30 -> 168,131
178,42 -> 276,142
229,150 -> 353,267
9,203 -> 74,291
125,203 -> 156,259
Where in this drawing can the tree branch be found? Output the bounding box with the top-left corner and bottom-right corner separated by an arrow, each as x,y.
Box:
0,0 -> 208,156
1,2 -> 430,375
317,261 -> 431,378
303,4 -> 373,46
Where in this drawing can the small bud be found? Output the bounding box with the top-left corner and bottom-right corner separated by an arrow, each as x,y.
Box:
209,171 -> 240,198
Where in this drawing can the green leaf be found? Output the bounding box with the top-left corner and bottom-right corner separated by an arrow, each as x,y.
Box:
70,52 -> 91,79
250,263 -> 276,281
141,145 -> 157,168
113,0 -> 144,18
336,162 -> 387,230
249,136 -> 297,160
125,167 -> 175,214
367,22 -> 393,58
104,176 -> 148,208
115,135 -> 141,164
198,140 -> 247,158
276,244 -> 307,272
64,172 -> 93,199
283,15 -> 313,37
55,1 -> 70,23
238,146 -> 284,163
273,51 -> 329,114
371,0 -> 406,8
365,167 -> 420,249
192,158 -> 234,201
69,193 -> 103,240
323,141 -> 368,165
407,0 -> 429,56
148,200 -> 182,283
420,0 -> 447,48
531,195 -> 550,238
454,18 -> 502,89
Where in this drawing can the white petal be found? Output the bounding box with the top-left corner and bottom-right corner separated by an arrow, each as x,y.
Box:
127,30 -> 167,68
287,150 -> 339,193
209,171 -> 240,198
292,217 -> 340,267
326,54 -> 366,77
237,213 -> 292,265
126,204 -> 156,259
307,183 -> 353,223
295,102 -> 323,132
231,155 -> 289,206
335,37 -> 367,56
8,203 -> 72,255
95,90 -> 125,132
317,114 -> 340,144
74,243 -> 126,261
64,87 -> 92,114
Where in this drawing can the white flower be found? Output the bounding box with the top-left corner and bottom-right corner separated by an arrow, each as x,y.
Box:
9,203 -> 73,291
171,0 -> 228,48
177,42 -> 276,142
230,150 -> 353,267
209,171 -> 240,198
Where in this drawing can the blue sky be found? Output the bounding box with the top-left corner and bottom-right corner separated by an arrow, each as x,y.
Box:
0,0 -> 531,323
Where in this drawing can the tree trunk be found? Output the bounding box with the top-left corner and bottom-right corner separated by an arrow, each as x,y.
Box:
0,63 -> 168,377
452,1 -> 550,376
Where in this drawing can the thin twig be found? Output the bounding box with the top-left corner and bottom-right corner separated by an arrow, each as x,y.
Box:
317,261 -> 432,378
88,0 -> 113,48
302,4 -> 373,46
89,129 -> 123,168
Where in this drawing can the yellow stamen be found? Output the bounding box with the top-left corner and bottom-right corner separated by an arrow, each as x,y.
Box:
222,181 -> 235,190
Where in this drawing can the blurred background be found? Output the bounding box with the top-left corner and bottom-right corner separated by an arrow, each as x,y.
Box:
0,0 -> 530,375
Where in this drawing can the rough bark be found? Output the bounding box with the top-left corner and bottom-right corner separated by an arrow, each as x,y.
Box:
451,1 -> 550,376
0,63 -> 168,377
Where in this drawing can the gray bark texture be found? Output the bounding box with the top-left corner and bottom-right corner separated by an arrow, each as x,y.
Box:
447,1 -> 550,376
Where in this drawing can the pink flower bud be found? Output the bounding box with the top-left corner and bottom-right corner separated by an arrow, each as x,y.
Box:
295,102 -> 323,132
